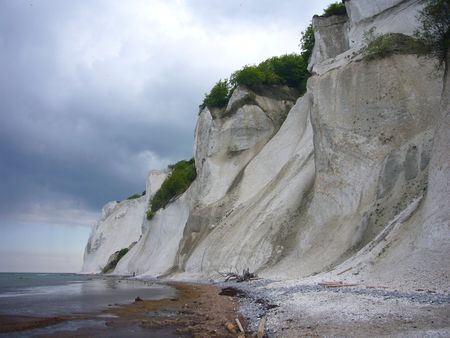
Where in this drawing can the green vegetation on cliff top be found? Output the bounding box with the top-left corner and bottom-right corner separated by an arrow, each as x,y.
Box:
230,54 -> 309,90
199,21 -> 315,112
146,159 -> 197,220
197,2 -> 359,111
321,2 -> 346,17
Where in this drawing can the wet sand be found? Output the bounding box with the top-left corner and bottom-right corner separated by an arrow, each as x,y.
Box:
0,282 -> 249,338
0,315 -> 70,333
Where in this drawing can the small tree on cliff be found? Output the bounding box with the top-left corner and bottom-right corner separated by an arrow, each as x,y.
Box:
415,0 -> 450,66
299,23 -> 315,62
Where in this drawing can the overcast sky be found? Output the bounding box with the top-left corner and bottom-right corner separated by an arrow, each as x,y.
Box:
0,0 -> 333,272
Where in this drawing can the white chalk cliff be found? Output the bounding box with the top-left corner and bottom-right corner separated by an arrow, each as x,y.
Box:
82,170 -> 167,273
82,0 -> 449,291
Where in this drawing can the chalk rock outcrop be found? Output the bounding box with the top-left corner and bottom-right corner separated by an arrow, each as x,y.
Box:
193,86 -> 297,205
310,0 -> 424,74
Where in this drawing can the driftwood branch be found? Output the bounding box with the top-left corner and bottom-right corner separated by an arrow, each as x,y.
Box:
235,318 -> 244,333
218,268 -> 258,282
257,316 -> 266,338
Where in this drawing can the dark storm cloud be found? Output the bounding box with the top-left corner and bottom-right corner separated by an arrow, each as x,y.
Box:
0,0 -> 331,227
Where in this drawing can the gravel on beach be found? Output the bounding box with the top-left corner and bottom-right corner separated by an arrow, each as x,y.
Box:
216,279 -> 450,337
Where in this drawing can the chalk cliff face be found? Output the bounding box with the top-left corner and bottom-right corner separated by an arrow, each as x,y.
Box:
268,53 -> 442,278
83,0 -> 449,289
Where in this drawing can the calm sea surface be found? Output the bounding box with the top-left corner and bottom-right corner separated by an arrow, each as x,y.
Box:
0,273 -> 175,317
0,273 -> 181,337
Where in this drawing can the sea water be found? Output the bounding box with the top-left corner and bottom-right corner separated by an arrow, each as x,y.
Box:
0,272 -> 175,317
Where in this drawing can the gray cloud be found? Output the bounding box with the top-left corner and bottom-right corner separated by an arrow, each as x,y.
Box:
0,0 -> 331,227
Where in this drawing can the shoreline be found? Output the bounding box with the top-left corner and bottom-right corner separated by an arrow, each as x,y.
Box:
0,281 -> 249,337
1,274 -> 449,337
107,282 -> 249,337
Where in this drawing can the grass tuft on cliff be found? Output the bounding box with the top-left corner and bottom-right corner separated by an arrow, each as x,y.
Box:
126,191 -> 145,200
146,159 -> 197,220
363,30 -> 425,61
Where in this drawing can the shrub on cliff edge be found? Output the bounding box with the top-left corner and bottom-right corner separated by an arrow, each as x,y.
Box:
322,2 -> 346,17
229,54 -> 309,92
199,79 -> 231,111
200,53 -> 310,111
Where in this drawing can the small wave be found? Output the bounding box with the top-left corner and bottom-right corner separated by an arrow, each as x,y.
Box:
0,290 -> 47,298
96,313 -> 118,318
0,282 -> 83,299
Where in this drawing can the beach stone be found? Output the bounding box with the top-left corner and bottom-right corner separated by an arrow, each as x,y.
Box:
224,321 -> 237,333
